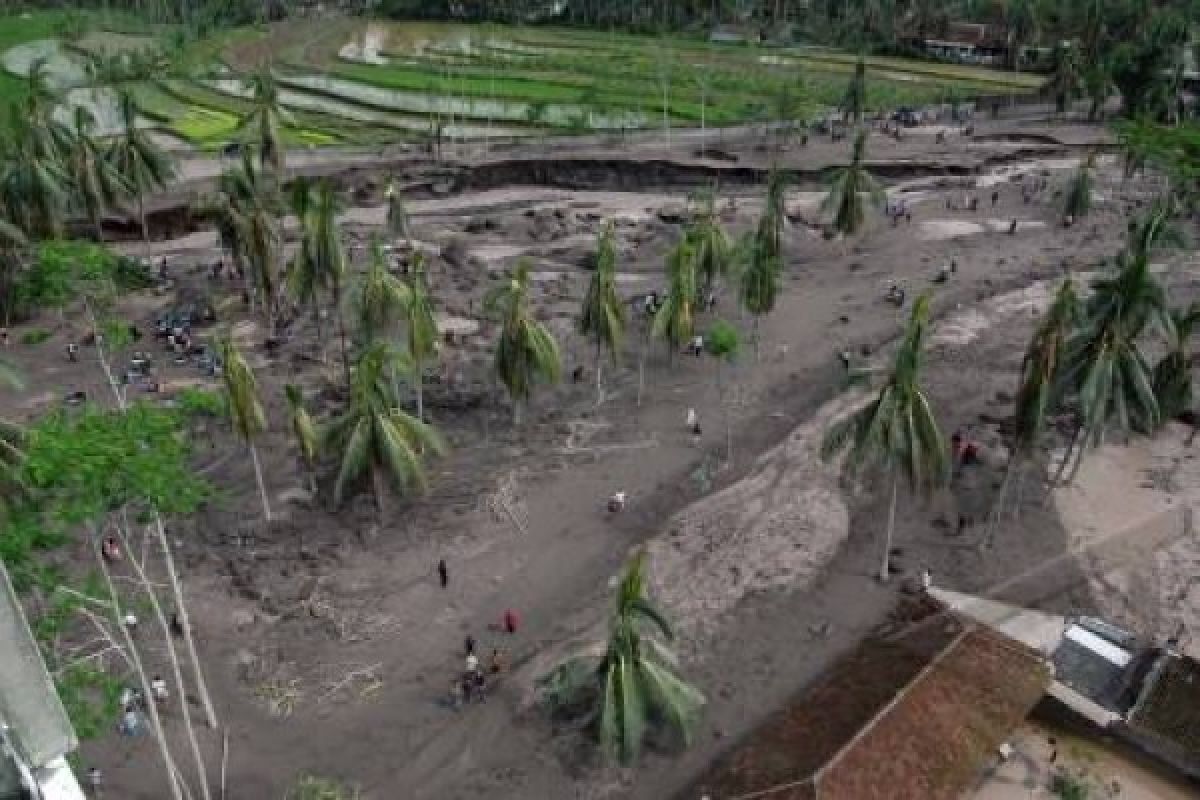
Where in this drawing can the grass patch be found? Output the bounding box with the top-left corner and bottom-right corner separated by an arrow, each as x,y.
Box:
19,328 -> 52,345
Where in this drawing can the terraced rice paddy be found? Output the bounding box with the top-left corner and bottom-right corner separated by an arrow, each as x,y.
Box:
0,12 -> 1045,151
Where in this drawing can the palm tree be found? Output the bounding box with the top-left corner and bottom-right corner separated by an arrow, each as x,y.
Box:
1081,57 -> 1113,121
822,131 -> 883,237
216,334 -> 272,521
988,279 -> 1080,532
385,179 -> 410,242
841,56 -> 867,125
540,550 -> 704,765
236,67 -> 294,175
652,239 -> 697,361
688,188 -> 733,295
284,384 -> 319,495
0,111 -> 69,239
1053,221 -> 1172,483
579,222 -> 625,405
215,151 -> 282,330
322,342 -> 444,514
739,232 -> 781,359
1151,303 -> 1200,423
0,219 -> 28,324
108,90 -> 176,241
1063,152 -> 1096,221
1005,0 -> 1039,71
821,294 -> 948,582
1047,41 -> 1081,114
304,181 -> 349,382
66,106 -> 129,241
758,169 -> 787,263
485,261 -> 561,426
403,253 -> 440,421
352,238 -> 411,345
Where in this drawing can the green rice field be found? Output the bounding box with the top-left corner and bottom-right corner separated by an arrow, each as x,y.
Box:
0,12 -> 1047,151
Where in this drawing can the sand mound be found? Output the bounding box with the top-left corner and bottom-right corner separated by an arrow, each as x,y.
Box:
647,392 -> 862,647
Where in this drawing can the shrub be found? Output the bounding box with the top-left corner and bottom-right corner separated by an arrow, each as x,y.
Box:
19,329 -> 51,345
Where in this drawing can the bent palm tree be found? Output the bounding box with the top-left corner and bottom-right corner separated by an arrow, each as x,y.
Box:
988,278 -> 1080,533
66,106 -> 129,241
322,342 -> 444,514
579,222 -> 625,404
237,67 -> 294,175
108,90 -> 175,241
821,294 -> 948,581
823,130 -> 883,237
284,384 -> 319,494
486,261 -> 561,426
1054,238 -> 1170,483
0,111 -> 69,239
217,334 -> 272,521
540,550 -> 704,765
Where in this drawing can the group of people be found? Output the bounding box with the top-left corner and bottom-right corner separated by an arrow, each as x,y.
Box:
451,635 -> 511,708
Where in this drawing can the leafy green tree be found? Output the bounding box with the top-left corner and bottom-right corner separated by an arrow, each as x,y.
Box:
108,91 -> 176,241
579,222 -> 625,404
65,106 -> 129,242
284,384 -> 319,494
1081,57 -> 1113,121
402,253 -> 440,421
823,130 -> 882,237
1110,12 -> 1189,118
236,67 -> 294,175
821,294 -> 948,582
216,334 -> 272,521
840,56 -> 867,125
485,261 -> 561,425
1151,303 -> 1200,423
540,550 -> 704,765
652,239 -> 697,361
322,342 -> 444,514
1063,152 -> 1096,221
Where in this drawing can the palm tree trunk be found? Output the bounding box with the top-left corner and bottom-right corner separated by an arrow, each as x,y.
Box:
637,327 -> 648,407
138,193 -> 149,242
594,338 -> 604,406
373,467 -> 387,520
151,516 -> 219,730
1051,422 -> 1083,486
118,521 -> 213,800
985,453 -> 1020,549
513,396 -> 523,427
1065,427 -> 1091,484
881,474 -> 899,582
249,442 -> 272,521
97,545 -> 186,800
333,281 -> 351,392
92,208 -> 105,243
415,354 -> 425,421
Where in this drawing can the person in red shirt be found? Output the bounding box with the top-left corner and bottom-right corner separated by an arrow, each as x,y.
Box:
503,609 -> 519,635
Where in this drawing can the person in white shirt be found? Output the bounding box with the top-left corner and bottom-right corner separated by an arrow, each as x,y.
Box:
465,653 -> 480,674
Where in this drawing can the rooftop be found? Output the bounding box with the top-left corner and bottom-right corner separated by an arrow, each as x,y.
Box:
685,597 -> 1049,800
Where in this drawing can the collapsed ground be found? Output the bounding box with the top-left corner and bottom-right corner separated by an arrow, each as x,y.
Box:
4,111 -> 1198,799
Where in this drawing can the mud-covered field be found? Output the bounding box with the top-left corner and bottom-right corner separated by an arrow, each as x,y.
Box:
4,109 -> 1197,799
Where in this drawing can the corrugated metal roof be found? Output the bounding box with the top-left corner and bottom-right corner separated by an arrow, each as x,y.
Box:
0,560 -> 77,768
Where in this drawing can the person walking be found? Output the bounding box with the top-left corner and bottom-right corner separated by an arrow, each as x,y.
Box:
437,559 -> 448,589
86,766 -> 103,796
464,634 -> 476,656
503,608 -> 519,635
465,652 -> 479,674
